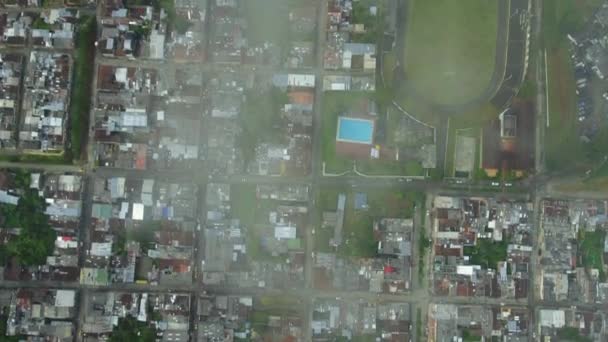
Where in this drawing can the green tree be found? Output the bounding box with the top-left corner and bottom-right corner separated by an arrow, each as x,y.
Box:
110,316 -> 156,342
1,182 -> 56,266
174,18 -> 192,34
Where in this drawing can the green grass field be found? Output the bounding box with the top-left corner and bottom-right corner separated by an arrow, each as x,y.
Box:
543,0 -> 603,172
445,104 -> 498,177
70,16 -> 96,162
316,188 -> 421,256
580,230 -> 606,281
322,92 -> 426,176
230,184 -> 257,226
544,45 -> 582,172
243,0 -> 289,46
322,92 -> 368,174
404,0 -> 497,105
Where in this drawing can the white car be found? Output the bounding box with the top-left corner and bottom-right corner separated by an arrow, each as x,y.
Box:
491,182 -> 500,186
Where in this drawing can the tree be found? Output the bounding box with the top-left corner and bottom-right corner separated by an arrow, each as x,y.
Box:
1,181 -> 56,266
109,316 -> 156,342
174,18 -> 192,35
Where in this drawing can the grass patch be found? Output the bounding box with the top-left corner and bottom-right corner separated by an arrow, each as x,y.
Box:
543,0 -> 603,50
317,187 -> 422,257
0,153 -> 70,164
243,0 -> 289,46
252,296 -> 301,334
350,0 -> 382,44
230,184 -> 257,226
463,238 -> 508,270
543,0 -> 603,172
69,16 -> 96,162
556,327 -> 593,342
579,230 -> 606,282
231,185 -> 300,261
544,45 -> 582,172
462,329 -> 482,342
352,335 -> 378,342
416,308 -> 422,342
418,219 -> 430,286
322,92 -> 371,173
382,52 -> 397,87
445,104 -> 498,176
323,91 -> 427,176
238,88 -> 288,167
404,0 -> 497,105
356,159 -> 424,176
314,225 -> 335,253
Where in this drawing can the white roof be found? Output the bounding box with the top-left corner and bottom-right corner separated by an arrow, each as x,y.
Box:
30,173 -> 41,189
287,74 -> 315,88
456,265 -> 481,276
149,30 -> 165,59
274,226 -> 296,240
132,203 -> 145,220
115,67 -> 128,84
119,202 -> 129,219
539,309 -> 565,328
120,112 -> 147,127
0,99 -> 15,109
109,177 -> 126,199
436,231 -> 460,240
55,290 -> 75,307
0,190 -> 19,205
142,179 -> 154,193
55,237 -> 78,249
91,242 -> 113,257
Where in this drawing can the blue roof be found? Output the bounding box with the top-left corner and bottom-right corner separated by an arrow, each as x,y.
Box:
354,192 -> 368,209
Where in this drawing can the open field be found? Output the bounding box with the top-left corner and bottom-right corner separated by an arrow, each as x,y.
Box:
69,16 -> 96,162
322,92 -> 362,173
444,104 -> 498,177
543,0 -> 604,172
323,92 -> 428,176
243,0 -> 289,46
230,184 -> 257,226
544,45 -> 582,172
404,0 -> 497,105
580,230 -> 606,282
316,187 -> 422,257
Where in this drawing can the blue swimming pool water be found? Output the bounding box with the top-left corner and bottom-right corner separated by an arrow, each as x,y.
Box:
337,117 -> 373,144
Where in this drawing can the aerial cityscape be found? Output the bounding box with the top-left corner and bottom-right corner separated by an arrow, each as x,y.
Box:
0,0 -> 607,341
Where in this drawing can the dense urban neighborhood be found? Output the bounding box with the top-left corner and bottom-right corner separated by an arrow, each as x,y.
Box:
0,0 -> 608,341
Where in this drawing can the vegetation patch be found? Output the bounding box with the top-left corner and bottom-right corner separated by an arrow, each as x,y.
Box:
0,171 -> 56,266
230,184 -> 257,227
464,238 -> 508,270
543,0 -> 605,172
579,229 -> 606,281
316,188 -> 422,257
69,16 -> 96,162
109,316 -> 156,342
237,88 -> 289,168
403,0 -> 497,105
556,327 -> 593,342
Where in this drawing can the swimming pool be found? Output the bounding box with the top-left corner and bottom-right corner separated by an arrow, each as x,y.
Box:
336,117 -> 374,144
